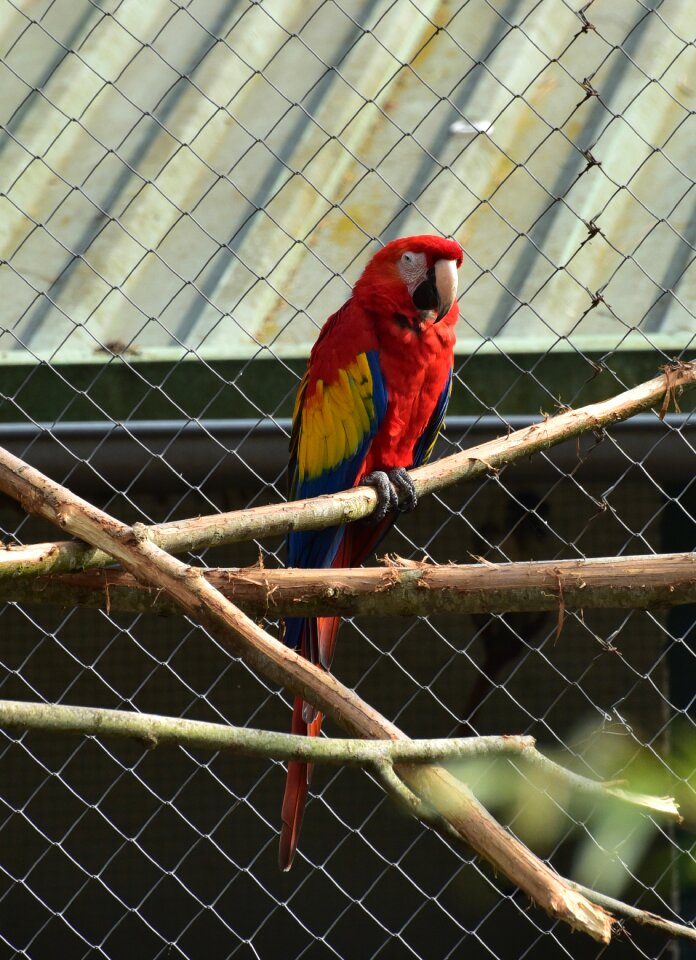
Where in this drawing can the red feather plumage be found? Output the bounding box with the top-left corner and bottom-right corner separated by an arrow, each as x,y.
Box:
279,235 -> 463,869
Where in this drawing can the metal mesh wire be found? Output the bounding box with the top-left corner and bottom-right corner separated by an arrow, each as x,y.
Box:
0,0 -> 695,957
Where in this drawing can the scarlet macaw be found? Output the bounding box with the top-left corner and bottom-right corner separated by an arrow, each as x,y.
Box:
280,234 -> 464,869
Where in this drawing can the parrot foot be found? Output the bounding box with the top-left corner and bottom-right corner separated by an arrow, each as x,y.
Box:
363,471 -> 397,522
387,467 -> 418,513
364,468 -> 417,521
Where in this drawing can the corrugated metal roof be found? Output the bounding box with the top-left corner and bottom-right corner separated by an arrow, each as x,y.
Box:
0,0 -> 694,363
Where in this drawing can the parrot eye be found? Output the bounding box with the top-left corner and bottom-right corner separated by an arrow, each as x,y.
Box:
397,250 -> 427,290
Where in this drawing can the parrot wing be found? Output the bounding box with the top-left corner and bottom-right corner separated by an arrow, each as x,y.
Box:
286,343 -> 388,581
412,367 -> 453,467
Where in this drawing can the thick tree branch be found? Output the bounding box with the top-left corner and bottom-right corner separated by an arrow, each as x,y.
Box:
0,444 -> 612,942
1,362 -> 693,579
0,699 -> 679,821
4,552 -> 695,617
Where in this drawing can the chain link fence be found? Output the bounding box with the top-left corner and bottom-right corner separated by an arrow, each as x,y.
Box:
1,0 -> 695,956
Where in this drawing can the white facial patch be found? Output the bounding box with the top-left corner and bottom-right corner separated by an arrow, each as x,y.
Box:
397,250 -> 428,295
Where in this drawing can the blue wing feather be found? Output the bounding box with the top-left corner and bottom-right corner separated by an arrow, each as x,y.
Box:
411,368 -> 452,467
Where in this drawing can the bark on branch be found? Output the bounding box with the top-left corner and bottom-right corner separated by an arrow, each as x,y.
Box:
4,551 -> 695,618
1,362 -> 693,579
0,444 -> 613,941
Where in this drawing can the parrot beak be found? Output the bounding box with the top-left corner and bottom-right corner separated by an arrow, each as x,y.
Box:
411,258 -> 459,321
433,258 -> 458,322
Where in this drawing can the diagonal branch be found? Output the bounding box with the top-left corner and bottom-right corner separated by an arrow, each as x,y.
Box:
3,551 -> 695,617
1,362 -> 694,579
0,443 -> 613,942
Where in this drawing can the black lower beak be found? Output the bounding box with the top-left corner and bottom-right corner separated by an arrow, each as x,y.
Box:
434,301 -> 450,323
412,268 -> 439,314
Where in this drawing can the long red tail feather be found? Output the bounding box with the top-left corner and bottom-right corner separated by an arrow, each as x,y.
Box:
280,517 -> 398,867
279,695 -> 323,870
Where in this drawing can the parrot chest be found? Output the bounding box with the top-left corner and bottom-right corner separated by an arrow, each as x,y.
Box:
368,321 -> 453,469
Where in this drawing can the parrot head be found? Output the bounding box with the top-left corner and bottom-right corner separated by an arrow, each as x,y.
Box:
353,235 -> 464,327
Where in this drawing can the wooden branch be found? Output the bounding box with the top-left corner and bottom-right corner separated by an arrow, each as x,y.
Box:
519,747 -> 680,820
0,698 -> 535,763
9,698 -> 690,943
0,699 -> 678,821
567,880 -> 696,944
1,362 -> 694,579
5,551 -> 695,618
0,444 -> 613,942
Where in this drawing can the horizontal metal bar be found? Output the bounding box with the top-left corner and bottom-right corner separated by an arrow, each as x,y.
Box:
0,412 -> 691,440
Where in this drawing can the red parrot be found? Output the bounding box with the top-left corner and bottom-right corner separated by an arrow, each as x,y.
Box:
279,234 -> 464,869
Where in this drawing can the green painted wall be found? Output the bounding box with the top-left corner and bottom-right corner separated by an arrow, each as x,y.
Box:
0,351 -> 690,424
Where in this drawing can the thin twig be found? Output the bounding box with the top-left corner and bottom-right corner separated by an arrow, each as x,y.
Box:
0,699 -> 678,821
567,880 -> 696,943
1,363 -> 693,579
0,698 -> 532,764
520,746 -> 680,820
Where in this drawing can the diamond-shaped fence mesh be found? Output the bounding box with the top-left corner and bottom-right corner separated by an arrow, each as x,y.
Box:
0,0 -> 695,957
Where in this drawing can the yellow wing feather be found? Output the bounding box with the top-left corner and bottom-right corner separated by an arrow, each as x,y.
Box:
295,352 -> 376,482
341,406 -> 359,454
322,393 -> 342,467
347,373 -> 370,434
